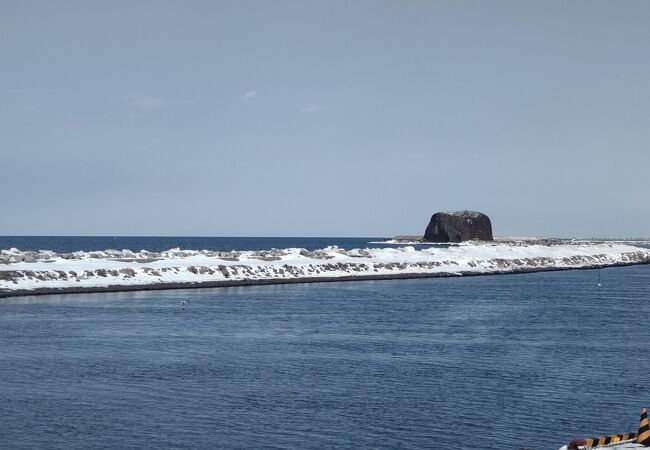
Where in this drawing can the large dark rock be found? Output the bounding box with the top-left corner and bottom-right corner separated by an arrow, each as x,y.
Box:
424,211 -> 493,242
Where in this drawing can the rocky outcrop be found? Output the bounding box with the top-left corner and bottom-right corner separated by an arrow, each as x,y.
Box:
424,211 -> 493,242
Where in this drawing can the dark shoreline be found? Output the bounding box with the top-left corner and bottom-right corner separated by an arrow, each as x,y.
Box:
1,260 -> 648,299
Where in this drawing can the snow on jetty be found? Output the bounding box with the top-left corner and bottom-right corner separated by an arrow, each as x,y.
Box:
1,241 -> 649,297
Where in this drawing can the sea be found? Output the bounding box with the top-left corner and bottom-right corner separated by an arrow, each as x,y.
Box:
1,237 -> 649,450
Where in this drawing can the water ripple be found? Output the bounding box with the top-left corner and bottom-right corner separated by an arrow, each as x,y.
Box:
1,264 -> 649,449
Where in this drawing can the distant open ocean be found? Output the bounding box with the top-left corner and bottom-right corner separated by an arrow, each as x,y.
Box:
1,237 -> 649,449
0,236 -> 404,253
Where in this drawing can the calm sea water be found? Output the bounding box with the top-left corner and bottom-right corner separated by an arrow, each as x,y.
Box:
0,236 -> 420,253
1,237 -> 649,450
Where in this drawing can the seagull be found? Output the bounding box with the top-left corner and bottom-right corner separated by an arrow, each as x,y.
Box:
180,300 -> 191,306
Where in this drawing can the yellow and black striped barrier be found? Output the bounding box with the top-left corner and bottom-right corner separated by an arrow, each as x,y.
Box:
566,407 -> 650,449
637,407 -> 650,445
568,432 -> 636,449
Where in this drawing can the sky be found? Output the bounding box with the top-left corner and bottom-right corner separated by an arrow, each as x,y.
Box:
1,0 -> 649,238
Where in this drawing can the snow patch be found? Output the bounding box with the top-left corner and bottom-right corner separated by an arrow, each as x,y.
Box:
1,242 -> 649,296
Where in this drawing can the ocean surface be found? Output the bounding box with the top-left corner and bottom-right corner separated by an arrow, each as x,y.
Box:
0,236 -> 426,253
1,237 -> 649,450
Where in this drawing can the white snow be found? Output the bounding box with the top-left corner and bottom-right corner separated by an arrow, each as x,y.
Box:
1,242 -> 649,296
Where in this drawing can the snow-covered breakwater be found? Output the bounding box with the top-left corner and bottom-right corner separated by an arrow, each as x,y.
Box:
1,242 -> 649,298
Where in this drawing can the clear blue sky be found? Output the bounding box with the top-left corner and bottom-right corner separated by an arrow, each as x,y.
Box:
1,0 -> 649,237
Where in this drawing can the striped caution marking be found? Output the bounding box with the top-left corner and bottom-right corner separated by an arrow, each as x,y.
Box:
568,407 -> 650,449
585,433 -> 636,447
637,407 -> 650,445
579,432 -> 636,448
567,408 -> 650,450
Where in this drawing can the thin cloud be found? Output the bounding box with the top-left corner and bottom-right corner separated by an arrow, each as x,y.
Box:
125,94 -> 165,110
242,90 -> 257,100
301,105 -> 319,113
